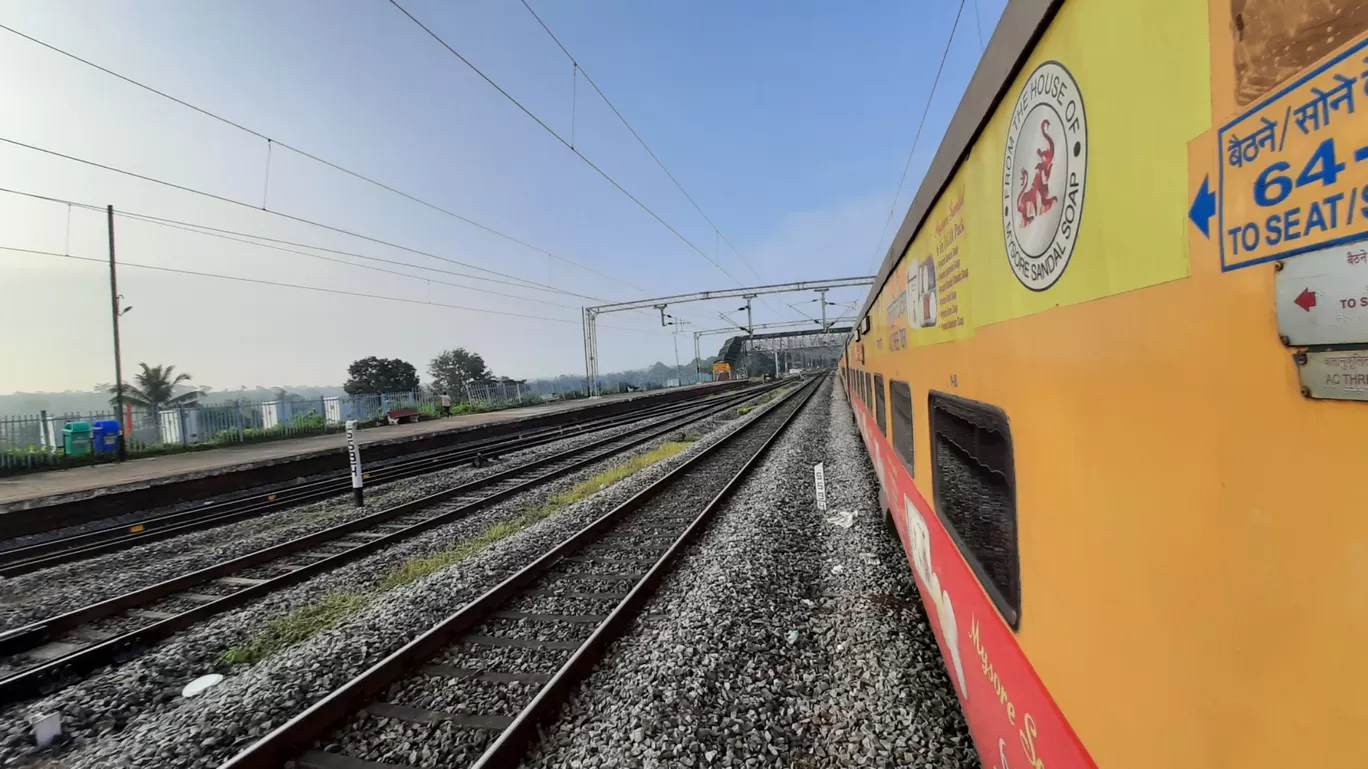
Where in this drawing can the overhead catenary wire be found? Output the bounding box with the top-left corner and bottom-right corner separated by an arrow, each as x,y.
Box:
0,20 -> 714,328
786,302 -> 820,325
0,185 -> 616,306
1,184 -> 697,331
0,136 -> 639,307
0,244 -> 672,335
0,189 -> 699,342
972,0 -> 985,52
0,21 -> 652,299
111,210 -> 679,324
866,0 -> 968,275
387,0 -> 750,293
516,0 -> 807,329
516,0 -> 770,287
120,212 -> 584,309
0,16 -> 786,333
119,213 -> 587,311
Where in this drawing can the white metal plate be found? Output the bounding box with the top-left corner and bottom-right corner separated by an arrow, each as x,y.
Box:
182,673 -> 224,698
1276,242 -> 1368,345
1298,350 -> 1368,401
30,713 -> 60,748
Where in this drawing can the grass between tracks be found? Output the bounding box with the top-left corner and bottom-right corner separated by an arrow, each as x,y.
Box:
216,592 -> 369,665
735,391 -> 776,417
217,436 -> 696,667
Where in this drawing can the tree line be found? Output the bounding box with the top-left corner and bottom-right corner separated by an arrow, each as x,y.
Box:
342,348 -> 522,396
98,344 -> 719,416
101,348 -> 513,415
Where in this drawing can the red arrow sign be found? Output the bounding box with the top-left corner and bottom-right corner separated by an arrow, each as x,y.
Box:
1295,288 -> 1317,312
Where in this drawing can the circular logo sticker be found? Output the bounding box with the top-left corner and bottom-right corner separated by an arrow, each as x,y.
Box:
1001,60 -> 1088,291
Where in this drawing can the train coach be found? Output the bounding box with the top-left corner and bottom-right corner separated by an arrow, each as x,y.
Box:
843,0 -> 1368,767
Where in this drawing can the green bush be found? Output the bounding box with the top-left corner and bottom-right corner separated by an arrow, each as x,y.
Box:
212,428 -> 241,443
1,444 -> 53,457
288,410 -> 325,429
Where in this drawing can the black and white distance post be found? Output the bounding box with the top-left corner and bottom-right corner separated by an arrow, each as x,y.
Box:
345,420 -> 364,507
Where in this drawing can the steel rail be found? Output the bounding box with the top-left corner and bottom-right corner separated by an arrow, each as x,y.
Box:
0,382 -> 783,704
216,375 -> 823,769
0,386 -> 757,577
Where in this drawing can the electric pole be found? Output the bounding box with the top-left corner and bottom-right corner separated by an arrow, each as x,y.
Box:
669,320 -> 689,386
107,205 -> 128,461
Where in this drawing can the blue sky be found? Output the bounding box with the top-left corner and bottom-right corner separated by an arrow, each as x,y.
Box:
0,0 -> 1005,392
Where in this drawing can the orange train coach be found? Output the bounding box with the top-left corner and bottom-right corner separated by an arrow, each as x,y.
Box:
843,0 -> 1368,767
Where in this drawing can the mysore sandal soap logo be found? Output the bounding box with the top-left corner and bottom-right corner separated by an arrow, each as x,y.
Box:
1002,60 -> 1088,291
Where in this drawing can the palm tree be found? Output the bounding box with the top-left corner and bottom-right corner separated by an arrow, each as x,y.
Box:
108,363 -> 202,411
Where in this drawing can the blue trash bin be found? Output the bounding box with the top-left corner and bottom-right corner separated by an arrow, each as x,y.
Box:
91,419 -> 122,454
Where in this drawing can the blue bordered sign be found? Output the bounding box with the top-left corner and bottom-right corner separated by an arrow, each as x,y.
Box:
1212,34 -> 1368,271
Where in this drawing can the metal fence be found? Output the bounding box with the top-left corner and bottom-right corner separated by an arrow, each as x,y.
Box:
0,383 -> 545,476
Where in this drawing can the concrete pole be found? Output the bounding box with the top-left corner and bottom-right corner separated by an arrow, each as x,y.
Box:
581,308 -> 592,396
107,205 -> 128,461
693,332 -> 702,383
672,331 -> 682,387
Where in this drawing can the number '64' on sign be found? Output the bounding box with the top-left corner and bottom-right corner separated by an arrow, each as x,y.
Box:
1253,138 -> 1346,207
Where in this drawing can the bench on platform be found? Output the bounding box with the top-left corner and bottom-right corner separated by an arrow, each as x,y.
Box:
385,408 -> 421,425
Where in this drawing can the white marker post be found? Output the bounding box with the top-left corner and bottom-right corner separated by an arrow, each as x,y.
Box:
345,420 -> 364,507
30,713 -> 60,748
813,462 -> 827,512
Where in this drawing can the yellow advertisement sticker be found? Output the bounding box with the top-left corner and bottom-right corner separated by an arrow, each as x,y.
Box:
968,1 -> 1206,326
874,0 -> 1207,344
887,181 -> 973,351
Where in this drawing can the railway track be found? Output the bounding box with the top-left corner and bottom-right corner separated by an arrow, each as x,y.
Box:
217,375 -> 822,769
0,385 -> 763,579
0,382 -> 785,705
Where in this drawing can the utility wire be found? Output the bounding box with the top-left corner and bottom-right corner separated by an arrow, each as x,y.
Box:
516,0 -> 769,286
866,0 -> 967,275
1,244 -> 671,334
0,22 -> 651,298
388,0 -> 748,291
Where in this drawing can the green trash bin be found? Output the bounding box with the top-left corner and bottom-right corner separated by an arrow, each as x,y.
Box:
63,421 -> 93,456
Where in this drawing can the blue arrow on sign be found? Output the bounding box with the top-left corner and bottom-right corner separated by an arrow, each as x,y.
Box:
1189,174 -> 1216,238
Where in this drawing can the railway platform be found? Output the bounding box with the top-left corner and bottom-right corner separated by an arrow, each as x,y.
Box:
0,383 -> 736,520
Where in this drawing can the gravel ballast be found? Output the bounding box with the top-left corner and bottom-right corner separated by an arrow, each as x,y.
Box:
0,395 -> 740,634
316,385 -> 814,768
0,387 -> 794,768
525,376 -> 979,768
